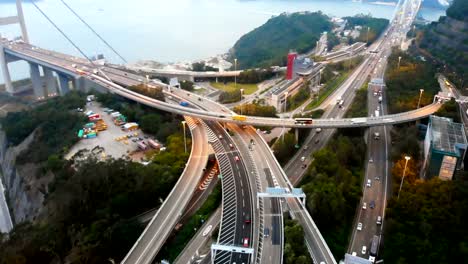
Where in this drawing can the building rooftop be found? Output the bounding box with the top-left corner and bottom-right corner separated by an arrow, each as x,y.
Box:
429,115 -> 467,156
268,77 -> 300,96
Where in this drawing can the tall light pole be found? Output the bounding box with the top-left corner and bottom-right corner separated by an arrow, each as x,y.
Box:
366,26 -> 370,44
240,88 -> 244,115
282,91 -> 289,142
181,120 -> 187,153
398,56 -> 402,70
417,89 -> 424,109
234,58 -> 238,89
398,155 -> 411,199
317,68 -> 323,101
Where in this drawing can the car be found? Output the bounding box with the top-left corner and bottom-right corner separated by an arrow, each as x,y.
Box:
235,156 -> 240,162
370,200 -> 375,209
302,164 -> 307,169
218,135 -> 223,139
375,175 -> 380,181
357,222 -> 363,231
369,158 -> 373,163
362,246 -> 367,255
352,252 -> 357,256
144,135 -> 149,139
377,216 -> 382,225
314,139 -> 320,144
315,128 -> 322,133
264,228 -> 270,237
301,156 -> 306,162
303,146 -> 308,150
362,202 -> 367,210
138,137 -> 143,141
243,238 -> 249,247
367,179 -> 372,187
229,143 -> 234,149
245,214 -> 251,224
132,139 -> 138,142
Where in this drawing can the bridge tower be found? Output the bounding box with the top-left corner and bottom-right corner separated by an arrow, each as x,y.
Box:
0,0 -> 30,94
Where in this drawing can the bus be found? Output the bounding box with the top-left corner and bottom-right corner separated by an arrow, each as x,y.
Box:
294,118 -> 313,125
370,235 -> 379,256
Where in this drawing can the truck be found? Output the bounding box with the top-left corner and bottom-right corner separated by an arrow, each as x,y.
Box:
148,139 -> 161,149
375,110 -> 380,117
338,99 -> 344,108
336,96 -> 342,104
378,96 -> 383,103
179,101 -> 189,107
370,235 -> 379,256
374,132 -> 380,140
232,115 -> 247,121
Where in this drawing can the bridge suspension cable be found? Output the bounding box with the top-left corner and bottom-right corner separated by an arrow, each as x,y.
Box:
59,0 -> 128,64
28,0 -> 96,65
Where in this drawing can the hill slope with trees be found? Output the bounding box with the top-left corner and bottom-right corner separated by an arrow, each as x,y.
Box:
230,11 -> 332,69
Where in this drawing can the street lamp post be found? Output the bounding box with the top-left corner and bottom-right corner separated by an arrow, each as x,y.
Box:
282,91 -> 289,142
234,58 -> 238,89
240,88 -> 244,115
398,155 -> 411,199
417,89 -> 424,109
398,56 -> 402,70
317,69 -> 323,101
181,121 -> 187,153
366,26 -> 370,44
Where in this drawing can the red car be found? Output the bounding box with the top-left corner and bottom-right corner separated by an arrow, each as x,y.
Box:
243,238 -> 249,247
235,156 -> 240,162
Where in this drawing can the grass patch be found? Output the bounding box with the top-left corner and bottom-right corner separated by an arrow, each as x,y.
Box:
305,72 -> 351,111
210,82 -> 258,95
158,182 -> 222,262
345,82 -> 368,118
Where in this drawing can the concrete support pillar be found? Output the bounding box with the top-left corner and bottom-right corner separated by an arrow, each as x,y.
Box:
295,128 -> 299,144
216,77 -> 218,83
0,46 -> 14,93
58,73 -> 70,95
43,68 -> 57,97
29,62 -> 45,99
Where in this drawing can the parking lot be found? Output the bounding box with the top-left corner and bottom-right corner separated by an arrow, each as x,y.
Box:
65,102 -> 159,162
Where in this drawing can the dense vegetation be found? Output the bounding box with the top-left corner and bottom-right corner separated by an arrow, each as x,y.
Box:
0,134 -> 189,263
286,83 -> 310,111
233,102 -> 277,117
1,92 -> 86,164
97,93 -> 182,142
231,12 -> 332,69
128,84 -> 165,101
179,80 -> 194,91
283,219 -> 312,264
416,0 -> 467,93
191,62 -> 218,72
345,83 -> 368,118
344,14 -> 389,45
385,49 -> 439,113
301,129 -> 365,259
158,183 -> 221,261
237,69 -> 275,84
218,89 -> 241,103
383,177 -> 468,263
446,0 -> 468,21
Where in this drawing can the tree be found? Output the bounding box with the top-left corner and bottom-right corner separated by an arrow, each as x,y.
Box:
179,80 -> 194,91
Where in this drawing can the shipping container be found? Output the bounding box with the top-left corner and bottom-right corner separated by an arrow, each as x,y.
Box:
148,139 -> 160,149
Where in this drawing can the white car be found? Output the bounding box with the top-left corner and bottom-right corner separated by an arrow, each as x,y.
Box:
362,202 -> 367,210
357,222 -> 363,231
362,246 -> 367,255
367,179 -> 372,187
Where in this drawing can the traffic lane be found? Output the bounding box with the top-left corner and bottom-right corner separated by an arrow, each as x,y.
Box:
232,125 -> 283,264
210,123 -> 252,264
174,208 -> 222,264
251,130 -> 334,264
123,124 -> 208,264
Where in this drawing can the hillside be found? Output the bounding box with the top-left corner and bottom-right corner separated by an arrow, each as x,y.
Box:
417,0 -> 467,90
230,11 -> 332,69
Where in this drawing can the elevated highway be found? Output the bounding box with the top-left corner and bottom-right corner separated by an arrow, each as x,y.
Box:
0,39 -> 442,130
121,117 -> 209,264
